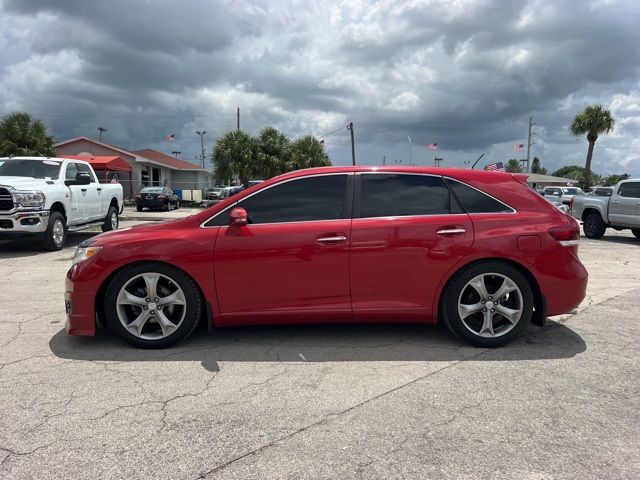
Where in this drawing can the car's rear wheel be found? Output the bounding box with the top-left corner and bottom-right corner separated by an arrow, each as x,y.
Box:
104,263 -> 202,348
101,206 -> 119,232
583,213 -> 606,239
442,262 -> 533,348
41,211 -> 67,251
631,228 -> 640,240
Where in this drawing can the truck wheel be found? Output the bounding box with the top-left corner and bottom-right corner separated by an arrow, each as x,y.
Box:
136,206 -> 142,212
583,213 -> 606,239
175,201 -> 180,210
101,206 -> 119,232
632,228 -> 640,240
41,212 -> 67,251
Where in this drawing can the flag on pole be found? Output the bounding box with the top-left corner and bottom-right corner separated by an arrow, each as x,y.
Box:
166,134 -> 175,142
513,143 -> 524,151
485,162 -> 505,172
426,143 -> 438,150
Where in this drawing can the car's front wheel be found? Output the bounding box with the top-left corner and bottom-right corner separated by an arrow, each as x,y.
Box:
41,211 -> 67,251
442,262 -> 534,348
104,263 -> 202,348
583,213 -> 606,239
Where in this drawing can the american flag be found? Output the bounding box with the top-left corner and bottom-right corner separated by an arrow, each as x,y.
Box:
485,162 -> 505,172
426,143 -> 438,150
513,143 -> 524,151
166,134 -> 175,142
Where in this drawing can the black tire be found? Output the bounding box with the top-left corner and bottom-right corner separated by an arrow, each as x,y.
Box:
164,201 -> 170,211
101,205 -> 119,232
632,228 -> 640,240
583,213 -> 606,239
175,201 -> 180,210
41,211 -> 67,251
136,205 -> 142,212
104,263 -> 202,348
441,261 -> 534,348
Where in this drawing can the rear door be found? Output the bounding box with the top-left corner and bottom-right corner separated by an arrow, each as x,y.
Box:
350,173 -> 473,321
210,173 -> 354,324
609,182 -> 640,226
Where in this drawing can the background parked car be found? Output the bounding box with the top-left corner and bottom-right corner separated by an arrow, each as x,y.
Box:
205,185 -> 227,200
589,186 -> 614,197
542,186 -> 586,205
135,186 -> 180,211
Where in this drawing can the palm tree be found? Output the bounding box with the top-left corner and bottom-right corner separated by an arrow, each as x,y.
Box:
212,130 -> 256,185
570,105 -> 614,189
0,112 -> 56,157
290,135 -> 331,170
256,126 -> 291,179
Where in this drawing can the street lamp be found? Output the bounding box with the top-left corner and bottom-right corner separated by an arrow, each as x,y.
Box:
98,127 -> 107,141
196,131 -> 207,168
171,150 -> 181,158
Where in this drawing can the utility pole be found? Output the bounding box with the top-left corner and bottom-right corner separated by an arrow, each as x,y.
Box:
347,122 -> 355,166
526,116 -> 536,172
237,107 -> 240,131
98,127 -> 107,141
383,155 -> 386,166
196,131 -> 206,168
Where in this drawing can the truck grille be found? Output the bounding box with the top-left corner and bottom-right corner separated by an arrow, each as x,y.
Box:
0,188 -> 14,211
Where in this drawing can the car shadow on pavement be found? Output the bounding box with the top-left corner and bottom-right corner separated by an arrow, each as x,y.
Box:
49,320 -> 586,372
582,235 -> 639,246
0,232 -> 98,258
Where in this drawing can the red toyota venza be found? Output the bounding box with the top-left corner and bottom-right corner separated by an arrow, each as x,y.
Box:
65,167 -> 587,349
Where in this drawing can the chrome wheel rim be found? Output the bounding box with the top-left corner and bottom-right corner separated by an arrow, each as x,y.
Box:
116,272 -> 186,340
458,273 -> 523,338
110,211 -> 118,229
52,219 -> 64,247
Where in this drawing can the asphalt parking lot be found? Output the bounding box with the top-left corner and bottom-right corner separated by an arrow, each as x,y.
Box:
1,221 -> 639,479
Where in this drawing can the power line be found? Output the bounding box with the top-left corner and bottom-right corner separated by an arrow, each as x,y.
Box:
317,125 -> 350,138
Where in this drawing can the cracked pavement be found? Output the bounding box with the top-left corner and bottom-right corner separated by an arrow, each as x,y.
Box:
1,224 -> 639,479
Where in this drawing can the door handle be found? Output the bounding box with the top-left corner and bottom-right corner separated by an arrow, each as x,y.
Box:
436,228 -> 466,236
97,188 -> 102,192
81,188 -> 87,193
317,235 -> 347,243
611,200 -> 619,204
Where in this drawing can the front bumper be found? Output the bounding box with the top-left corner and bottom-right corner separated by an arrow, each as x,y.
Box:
65,269 -> 97,336
0,210 -> 49,233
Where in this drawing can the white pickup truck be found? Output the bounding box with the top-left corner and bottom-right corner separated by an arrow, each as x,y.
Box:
0,156 -> 123,250
570,178 -> 640,239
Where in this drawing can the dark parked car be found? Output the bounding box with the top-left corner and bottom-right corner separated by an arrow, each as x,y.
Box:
135,187 -> 179,211
66,167 -> 587,349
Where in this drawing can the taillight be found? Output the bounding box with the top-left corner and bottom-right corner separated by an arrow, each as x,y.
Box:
548,220 -> 580,246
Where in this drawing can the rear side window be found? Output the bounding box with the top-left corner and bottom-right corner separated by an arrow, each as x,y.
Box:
207,174 -> 349,226
358,174 -> 455,218
617,182 -> 640,198
446,179 -> 513,213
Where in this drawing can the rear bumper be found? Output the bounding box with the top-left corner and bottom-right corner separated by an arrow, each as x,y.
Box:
539,251 -> 588,316
0,210 -> 49,233
65,270 -> 96,336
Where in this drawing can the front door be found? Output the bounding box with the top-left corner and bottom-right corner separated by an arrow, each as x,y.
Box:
609,181 -> 640,226
350,173 -> 474,321
210,173 -> 354,324
64,162 -> 85,224
76,163 -> 102,220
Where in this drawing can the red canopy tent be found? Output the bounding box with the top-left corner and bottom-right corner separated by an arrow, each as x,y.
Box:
61,155 -> 132,173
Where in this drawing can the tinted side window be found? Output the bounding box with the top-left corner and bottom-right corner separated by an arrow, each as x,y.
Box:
207,174 -> 349,226
446,179 -> 513,213
618,182 -> 640,198
65,163 -> 79,180
359,174 -> 452,218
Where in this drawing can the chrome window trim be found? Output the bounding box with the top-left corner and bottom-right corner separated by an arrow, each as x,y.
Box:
200,172 -> 353,228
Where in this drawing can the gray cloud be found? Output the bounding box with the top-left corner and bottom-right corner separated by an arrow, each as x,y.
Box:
1,0 -> 639,175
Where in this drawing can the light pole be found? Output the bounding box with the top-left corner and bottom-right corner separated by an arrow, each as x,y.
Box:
171,150 -> 181,158
98,127 -> 107,141
196,131 -> 207,167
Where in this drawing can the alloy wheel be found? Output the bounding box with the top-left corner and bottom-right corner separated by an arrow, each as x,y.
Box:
52,219 -> 65,247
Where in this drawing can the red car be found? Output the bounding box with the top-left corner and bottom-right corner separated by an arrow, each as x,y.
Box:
65,167 -> 587,349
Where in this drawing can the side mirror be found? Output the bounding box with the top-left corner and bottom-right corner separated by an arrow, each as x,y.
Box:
65,172 -> 92,186
229,207 -> 248,227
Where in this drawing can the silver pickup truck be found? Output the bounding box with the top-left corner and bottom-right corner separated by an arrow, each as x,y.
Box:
570,179 -> 640,239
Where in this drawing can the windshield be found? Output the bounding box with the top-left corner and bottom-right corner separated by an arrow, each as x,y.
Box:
0,159 -> 62,179
140,187 -> 164,193
562,188 -> 584,195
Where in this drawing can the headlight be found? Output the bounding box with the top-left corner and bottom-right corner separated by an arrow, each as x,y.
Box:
72,245 -> 102,266
12,191 -> 46,207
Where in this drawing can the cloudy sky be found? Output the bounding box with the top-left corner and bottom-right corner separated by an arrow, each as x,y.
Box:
1,0 -> 639,176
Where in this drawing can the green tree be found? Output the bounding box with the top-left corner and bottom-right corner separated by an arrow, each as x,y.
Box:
603,173 -> 629,186
570,105 -> 614,189
551,165 -> 601,185
0,112 -> 56,157
290,135 -> 331,170
505,159 -> 522,173
530,157 -> 548,175
212,130 -> 256,185
256,126 -> 291,179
